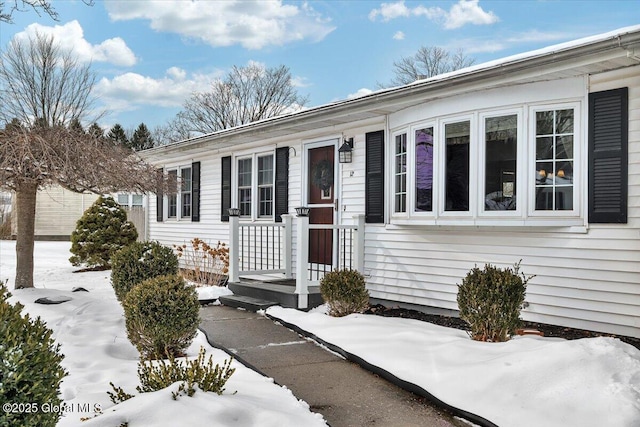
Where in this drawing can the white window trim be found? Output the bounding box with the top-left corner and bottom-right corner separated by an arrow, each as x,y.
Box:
478,108 -> 524,219
232,150 -> 276,221
527,101 -> 581,219
165,166 -> 191,221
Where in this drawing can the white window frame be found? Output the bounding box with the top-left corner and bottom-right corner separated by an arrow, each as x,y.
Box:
391,130 -> 408,217
438,114 -> 475,219
409,122 -> 437,218
165,166 -> 191,221
233,150 -> 276,221
527,102 -> 581,219
478,109 -> 524,218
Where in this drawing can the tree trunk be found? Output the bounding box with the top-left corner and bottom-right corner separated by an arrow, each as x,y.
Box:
14,183 -> 38,289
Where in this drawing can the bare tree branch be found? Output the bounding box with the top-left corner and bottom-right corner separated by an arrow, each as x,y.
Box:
0,0 -> 94,23
167,63 -> 308,137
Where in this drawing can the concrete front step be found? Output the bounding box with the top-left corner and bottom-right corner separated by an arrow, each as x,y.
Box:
218,295 -> 279,311
227,280 -> 323,310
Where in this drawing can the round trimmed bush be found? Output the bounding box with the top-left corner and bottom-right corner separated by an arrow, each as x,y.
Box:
0,283 -> 67,427
111,241 -> 179,302
69,195 -> 138,268
320,269 -> 369,317
123,274 -> 200,359
457,261 -> 533,342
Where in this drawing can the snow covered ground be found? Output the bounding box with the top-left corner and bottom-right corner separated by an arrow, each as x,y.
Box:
267,306 -> 640,427
2,240 -> 639,427
0,241 -> 326,427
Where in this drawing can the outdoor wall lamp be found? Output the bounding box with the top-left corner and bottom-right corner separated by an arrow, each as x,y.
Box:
228,207 -> 241,217
295,206 -> 310,217
338,137 -> 354,163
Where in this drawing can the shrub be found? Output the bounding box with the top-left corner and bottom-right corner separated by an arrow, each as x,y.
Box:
320,269 -> 369,317
457,261 -> 534,342
123,274 -> 199,359
111,241 -> 179,302
69,196 -> 138,268
108,347 -> 235,403
0,282 -> 67,427
173,238 -> 229,286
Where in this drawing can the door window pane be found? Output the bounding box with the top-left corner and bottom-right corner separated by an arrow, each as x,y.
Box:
484,115 -> 517,211
415,127 -> 433,212
445,121 -> 470,211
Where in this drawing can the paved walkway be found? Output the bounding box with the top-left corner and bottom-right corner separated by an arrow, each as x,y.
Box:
200,305 -> 468,427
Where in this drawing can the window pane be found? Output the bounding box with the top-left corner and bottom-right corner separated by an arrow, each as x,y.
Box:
258,155 -> 274,185
394,134 -> 407,213
258,155 -> 274,217
181,167 -> 192,192
484,115 -> 517,211
238,158 -> 252,187
117,194 -> 129,205
415,127 -> 433,212
132,194 -> 143,206
534,109 -> 574,211
238,158 -> 252,216
445,121 -> 470,211
168,170 -> 177,217
239,189 -> 251,216
181,193 -> 191,217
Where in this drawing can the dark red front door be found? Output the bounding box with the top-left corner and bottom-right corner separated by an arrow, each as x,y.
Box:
307,145 -> 334,265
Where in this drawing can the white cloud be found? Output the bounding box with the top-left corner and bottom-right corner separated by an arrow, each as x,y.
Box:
347,88 -> 374,99
13,20 -> 136,66
95,68 -> 221,112
444,0 -> 499,29
105,0 -> 335,50
369,0 -> 497,30
393,31 -> 405,40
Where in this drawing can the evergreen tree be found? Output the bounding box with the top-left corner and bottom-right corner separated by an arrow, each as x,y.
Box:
130,123 -> 155,151
88,122 -> 104,139
69,195 -> 138,268
68,118 -> 84,134
107,123 -> 129,147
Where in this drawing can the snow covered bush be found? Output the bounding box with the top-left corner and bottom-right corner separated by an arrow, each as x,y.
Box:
320,269 -> 369,317
173,238 -> 229,286
457,261 -> 533,342
69,195 -> 138,269
110,241 -> 178,302
123,274 -> 199,359
0,282 -> 67,427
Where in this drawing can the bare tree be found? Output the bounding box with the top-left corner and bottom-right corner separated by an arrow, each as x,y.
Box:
168,63 -> 308,137
384,46 -> 475,87
0,33 -> 170,289
0,0 -> 93,23
0,31 -> 101,127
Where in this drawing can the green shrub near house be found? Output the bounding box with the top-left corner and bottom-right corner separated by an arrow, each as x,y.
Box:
110,241 -> 179,302
69,195 -> 138,269
320,269 -> 370,317
457,261 -> 533,342
0,282 -> 67,427
123,274 -> 199,359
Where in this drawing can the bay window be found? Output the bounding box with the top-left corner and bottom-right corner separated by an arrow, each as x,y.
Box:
389,101 -> 581,224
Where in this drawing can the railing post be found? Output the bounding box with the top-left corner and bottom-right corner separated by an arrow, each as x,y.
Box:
282,214 -> 293,279
229,215 -> 240,283
295,214 -> 309,309
353,214 -> 365,273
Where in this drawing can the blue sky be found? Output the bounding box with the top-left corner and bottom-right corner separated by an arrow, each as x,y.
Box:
1,0 -> 638,133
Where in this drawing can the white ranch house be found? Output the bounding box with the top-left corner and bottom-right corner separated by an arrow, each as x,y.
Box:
141,26 -> 640,339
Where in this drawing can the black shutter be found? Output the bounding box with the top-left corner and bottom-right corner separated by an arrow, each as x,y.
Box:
274,147 -> 289,222
221,156 -> 232,222
365,130 -> 385,223
156,168 -> 164,222
191,161 -> 201,222
588,87 -> 628,224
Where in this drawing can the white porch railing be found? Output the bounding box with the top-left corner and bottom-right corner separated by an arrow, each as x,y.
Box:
228,213 -> 365,309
